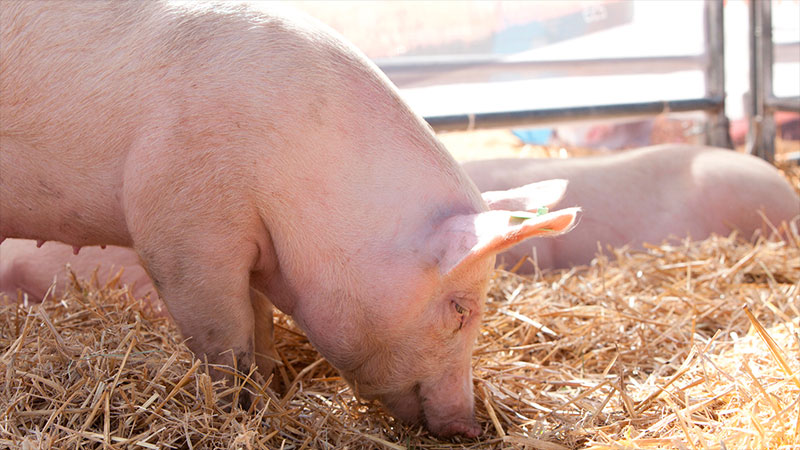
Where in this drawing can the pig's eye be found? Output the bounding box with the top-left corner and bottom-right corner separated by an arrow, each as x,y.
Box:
452,300 -> 469,330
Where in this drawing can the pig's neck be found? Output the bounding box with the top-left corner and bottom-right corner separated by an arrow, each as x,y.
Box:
255,85 -> 482,316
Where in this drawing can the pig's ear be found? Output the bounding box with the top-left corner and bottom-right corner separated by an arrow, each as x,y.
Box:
482,179 -> 568,211
433,207 -> 580,276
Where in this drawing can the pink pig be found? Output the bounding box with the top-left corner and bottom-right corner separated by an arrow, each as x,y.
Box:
0,239 -> 158,308
0,1 -> 578,437
464,145 -> 799,272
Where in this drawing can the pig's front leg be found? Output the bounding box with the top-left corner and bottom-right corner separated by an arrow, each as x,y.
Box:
122,143 -> 276,404
138,241 -> 258,384
129,212 -> 265,406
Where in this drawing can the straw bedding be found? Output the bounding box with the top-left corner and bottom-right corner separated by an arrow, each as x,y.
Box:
2,170 -> 798,449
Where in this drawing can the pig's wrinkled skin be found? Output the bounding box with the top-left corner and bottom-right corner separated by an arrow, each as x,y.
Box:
0,1 -> 578,438
465,145 -> 800,272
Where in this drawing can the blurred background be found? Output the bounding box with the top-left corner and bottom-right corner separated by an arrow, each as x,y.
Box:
287,0 -> 799,160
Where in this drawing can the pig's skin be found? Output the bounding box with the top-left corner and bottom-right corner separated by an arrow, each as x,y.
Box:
466,145 -> 800,272
0,1 -> 578,438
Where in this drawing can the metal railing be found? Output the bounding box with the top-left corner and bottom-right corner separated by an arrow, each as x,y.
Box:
747,0 -> 800,162
423,98 -> 723,132
378,0 -> 733,148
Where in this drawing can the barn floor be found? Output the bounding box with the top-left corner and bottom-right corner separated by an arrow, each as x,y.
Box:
1,137 -> 798,449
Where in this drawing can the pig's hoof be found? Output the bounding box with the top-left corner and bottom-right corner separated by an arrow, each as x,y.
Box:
433,419 -> 482,439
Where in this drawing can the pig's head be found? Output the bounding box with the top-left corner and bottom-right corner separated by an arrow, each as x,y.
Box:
286,180 -> 578,439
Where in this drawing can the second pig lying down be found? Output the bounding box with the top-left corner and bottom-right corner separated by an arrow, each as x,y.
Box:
466,144 -> 799,272
0,240 -> 159,309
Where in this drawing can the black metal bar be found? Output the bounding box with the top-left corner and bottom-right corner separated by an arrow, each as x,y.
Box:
425,97 -> 723,132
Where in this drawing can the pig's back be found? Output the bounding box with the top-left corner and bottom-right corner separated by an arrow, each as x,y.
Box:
0,1 -> 369,245
1,1 -> 326,159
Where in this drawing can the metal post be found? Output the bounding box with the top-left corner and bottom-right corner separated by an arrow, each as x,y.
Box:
745,1 -> 761,155
746,0 -> 776,161
746,0 -> 761,156
703,0 -> 732,148
758,0 -> 776,161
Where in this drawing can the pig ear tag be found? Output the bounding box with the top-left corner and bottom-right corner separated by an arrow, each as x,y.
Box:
508,206 -> 549,225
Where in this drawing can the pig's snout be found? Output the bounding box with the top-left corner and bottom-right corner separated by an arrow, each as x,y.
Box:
422,382 -> 481,438
377,385 -> 481,439
419,362 -> 482,439
358,376 -> 479,439
428,417 -> 482,439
